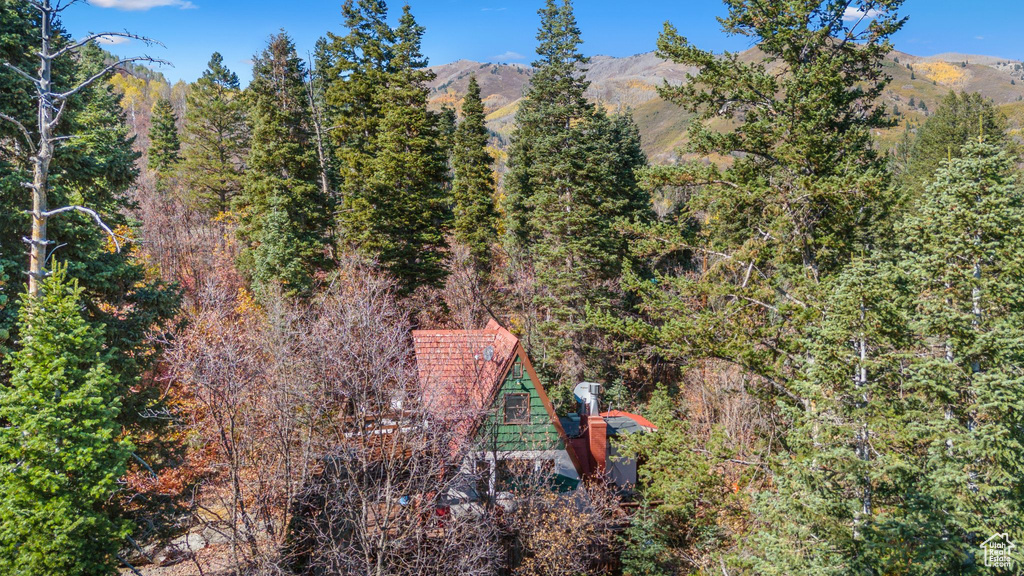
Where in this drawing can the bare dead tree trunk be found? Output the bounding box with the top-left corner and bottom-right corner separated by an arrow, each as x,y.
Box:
305,56 -> 331,202
1,0 -> 167,297
29,5 -> 51,298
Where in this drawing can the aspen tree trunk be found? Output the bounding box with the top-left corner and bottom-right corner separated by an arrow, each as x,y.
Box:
853,300 -> 871,537
944,280 -> 956,454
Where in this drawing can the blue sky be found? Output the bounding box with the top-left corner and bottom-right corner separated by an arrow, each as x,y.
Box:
65,0 -> 1023,84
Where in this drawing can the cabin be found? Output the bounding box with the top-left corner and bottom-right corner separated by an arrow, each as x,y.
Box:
413,319 -> 582,498
413,320 -> 656,502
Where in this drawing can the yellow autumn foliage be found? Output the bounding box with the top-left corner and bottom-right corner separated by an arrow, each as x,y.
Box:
485,99 -> 520,121
430,90 -> 460,108
916,61 -> 968,87
625,79 -> 656,91
105,224 -> 133,254
234,287 -> 259,316
110,74 -> 147,117
109,74 -> 172,127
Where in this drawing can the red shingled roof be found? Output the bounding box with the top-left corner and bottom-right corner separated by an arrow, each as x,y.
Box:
413,318 -> 519,423
413,320 -> 584,477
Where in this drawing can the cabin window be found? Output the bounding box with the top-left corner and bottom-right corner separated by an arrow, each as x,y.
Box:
504,393 -> 530,424
512,361 -> 523,380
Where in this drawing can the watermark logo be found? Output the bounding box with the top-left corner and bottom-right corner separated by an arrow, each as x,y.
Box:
981,532 -> 1016,569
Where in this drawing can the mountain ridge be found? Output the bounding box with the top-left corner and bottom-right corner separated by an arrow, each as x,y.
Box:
427,48 -> 1024,161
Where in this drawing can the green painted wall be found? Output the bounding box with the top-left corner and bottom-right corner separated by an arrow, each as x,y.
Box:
474,356 -> 564,452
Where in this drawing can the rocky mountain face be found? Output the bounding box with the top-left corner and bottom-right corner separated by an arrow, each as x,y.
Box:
427,49 -> 1024,162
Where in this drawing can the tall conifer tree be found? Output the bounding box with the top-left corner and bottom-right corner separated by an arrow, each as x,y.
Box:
595,4 -> 910,568
899,139 -> 1024,567
56,45 -> 182,443
0,22 -> 181,545
505,0 -> 649,383
452,75 -> 499,273
147,97 -> 180,174
236,32 -> 331,297
319,2 -> 450,293
505,0 -> 591,248
753,139 -> 1024,576
902,91 -> 1008,192
368,6 -> 450,293
0,267 -> 131,576
609,0 -> 906,399
318,0 -> 392,237
0,39 -> 181,449
751,257 -> 922,575
182,53 -> 247,215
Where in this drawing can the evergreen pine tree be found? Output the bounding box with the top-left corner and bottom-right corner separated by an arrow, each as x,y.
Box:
620,506 -> 676,576
0,27 -> 181,540
147,97 -> 180,174
236,32 -> 332,297
436,103 -> 458,159
505,0 -> 650,383
53,44 -> 182,439
0,266 -> 132,576
903,91 -> 1007,193
750,257 -> 930,575
451,75 -> 499,273
619,387 -> 727,572
0,0 -> 38,370
597,5 -> 908,567
367,6 -> 450,293
318,0 -> 392,240
898,139 -> 1024,568
608,0 -> 905,395
505,0 -> 592,249
319,2 -> 450,293
181,53 -> 247,215
755,139 -> 1024,576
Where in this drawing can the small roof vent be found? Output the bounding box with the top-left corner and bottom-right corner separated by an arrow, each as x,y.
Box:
574,381 -> 601,416
482,345 -> 495,362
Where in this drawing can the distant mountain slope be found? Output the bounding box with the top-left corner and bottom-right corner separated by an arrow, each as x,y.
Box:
428,49 -> 1024,162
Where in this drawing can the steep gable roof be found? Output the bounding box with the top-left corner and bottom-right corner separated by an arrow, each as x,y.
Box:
412,320 -> 582,476
413,318 -> 518,420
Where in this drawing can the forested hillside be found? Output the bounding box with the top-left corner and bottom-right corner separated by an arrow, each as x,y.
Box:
1,0 -> 1023,575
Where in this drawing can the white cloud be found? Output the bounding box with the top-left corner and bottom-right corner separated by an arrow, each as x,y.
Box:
95,34 -> 131,45
481,7 -> 507,11
975,35 -> 985,40
89,0 -> 196,11
842,7 -> 882,22
492,51 -> 524,61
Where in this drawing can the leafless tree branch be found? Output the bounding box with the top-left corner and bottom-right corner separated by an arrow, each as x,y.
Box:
117,554 -> 146,576
51,30 -> 165,60
2,61 -> 40,89
0,112 -> 36,153
56,55 -> 172,101
42,205 -> 122,252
